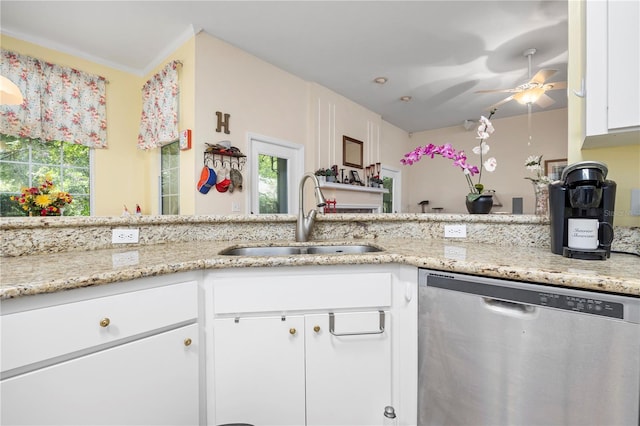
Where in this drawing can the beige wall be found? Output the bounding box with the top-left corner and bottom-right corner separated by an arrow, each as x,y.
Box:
402,109 -> 568,214
193,33 -> 310,215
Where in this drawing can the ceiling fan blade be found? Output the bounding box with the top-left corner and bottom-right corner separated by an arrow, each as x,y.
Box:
535,93 -> 556,108
487,95 -> 515,110
542,81 -> 567,91
530,69 -> 557,85
475,88 -> 520,94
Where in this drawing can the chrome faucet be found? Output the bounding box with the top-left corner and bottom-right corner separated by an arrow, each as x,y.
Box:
296,173 -> 327,242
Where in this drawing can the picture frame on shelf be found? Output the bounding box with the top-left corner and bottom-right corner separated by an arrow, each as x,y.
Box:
545,158 -> 567,181
350,170 -> 363,185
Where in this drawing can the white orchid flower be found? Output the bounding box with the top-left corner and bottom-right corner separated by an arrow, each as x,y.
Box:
483,157 -> 497,172
472,141 -> 490,155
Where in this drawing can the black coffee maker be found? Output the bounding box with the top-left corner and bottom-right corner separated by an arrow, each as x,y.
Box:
549,161 -> 616,260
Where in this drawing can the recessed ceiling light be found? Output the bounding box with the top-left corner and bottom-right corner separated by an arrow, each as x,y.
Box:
373,77 -> 388,84
400,96 -> 412,102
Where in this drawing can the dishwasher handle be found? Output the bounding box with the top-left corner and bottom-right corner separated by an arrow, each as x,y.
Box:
482,298 -> 536,317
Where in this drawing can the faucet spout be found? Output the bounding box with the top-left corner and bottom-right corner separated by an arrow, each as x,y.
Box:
296,173 -> 327,242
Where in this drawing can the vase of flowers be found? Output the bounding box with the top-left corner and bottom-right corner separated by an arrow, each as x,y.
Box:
11,174 -> 73,216
525,155 -> 551,216
401,110 -> 497,214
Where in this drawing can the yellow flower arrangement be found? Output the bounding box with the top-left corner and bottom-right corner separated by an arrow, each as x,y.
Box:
11,174 -> 73,216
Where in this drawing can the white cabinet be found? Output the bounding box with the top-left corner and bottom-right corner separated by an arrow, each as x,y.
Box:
1,324 -> 199,426
584,0 -> 640,147
213,312 -> 391,426
1,272 -> 201,426
205,264 -> 417,426
305,311 -> 391,426
213,315 -> 307,425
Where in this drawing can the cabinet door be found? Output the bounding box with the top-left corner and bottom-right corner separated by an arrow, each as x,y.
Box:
213,316 -> 306,426
1,324 -> 199,426
305,311 -> 392,426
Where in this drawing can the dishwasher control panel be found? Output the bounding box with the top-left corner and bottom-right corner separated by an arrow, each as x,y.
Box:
421,270 -> 630,321
536,293 -> 623,319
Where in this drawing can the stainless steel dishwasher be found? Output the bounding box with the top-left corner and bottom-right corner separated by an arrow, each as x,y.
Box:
418,269 -> 640,426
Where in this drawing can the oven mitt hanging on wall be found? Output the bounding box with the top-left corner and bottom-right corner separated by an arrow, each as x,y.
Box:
197,166 -> 217,194
229,168 -> 243,193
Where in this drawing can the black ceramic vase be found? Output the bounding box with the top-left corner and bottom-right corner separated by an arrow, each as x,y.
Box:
465,194 -> 493,214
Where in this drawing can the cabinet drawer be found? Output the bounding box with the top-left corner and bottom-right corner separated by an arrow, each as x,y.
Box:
1,281 -> 197,373
213,272 -> 391,314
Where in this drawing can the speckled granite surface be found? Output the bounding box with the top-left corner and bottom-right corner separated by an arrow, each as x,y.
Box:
1,214 -> 638,299
1,238 -> 638,300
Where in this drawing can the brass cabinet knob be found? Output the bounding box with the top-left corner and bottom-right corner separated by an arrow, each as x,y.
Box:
99,317 -> 110,328
289,328 -> 297,335
184,338 -> 192,347
313,325 -> 321,333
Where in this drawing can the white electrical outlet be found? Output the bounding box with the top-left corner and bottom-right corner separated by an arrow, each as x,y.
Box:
231,201 -> 240,212
112,228 -> 139,244
444,224 -> 467,238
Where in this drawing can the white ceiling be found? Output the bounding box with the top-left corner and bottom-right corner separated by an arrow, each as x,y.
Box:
0,1 -> 568,133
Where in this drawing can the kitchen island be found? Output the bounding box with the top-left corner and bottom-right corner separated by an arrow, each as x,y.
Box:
1,214 -> 638,426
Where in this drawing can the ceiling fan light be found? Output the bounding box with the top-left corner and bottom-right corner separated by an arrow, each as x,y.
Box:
515,87 -> 545,105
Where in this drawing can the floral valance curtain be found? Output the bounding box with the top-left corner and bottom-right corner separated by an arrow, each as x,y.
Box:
137,61 -> 180,150
0,49 -> 107,148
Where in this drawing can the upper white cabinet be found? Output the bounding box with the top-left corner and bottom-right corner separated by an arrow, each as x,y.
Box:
584,0 -> 640,147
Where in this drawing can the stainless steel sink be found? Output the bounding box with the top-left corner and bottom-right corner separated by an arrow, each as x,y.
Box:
219,246 -> 303,256
305,245 -> 381,254
219,244 -> 382,256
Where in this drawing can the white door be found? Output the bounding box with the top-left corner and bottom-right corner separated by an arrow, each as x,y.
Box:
305,311 -> 392,426
213,315 -> 306,426
380,166 -> 402,213
249,134 -> 304,214
1,324 -> 199,426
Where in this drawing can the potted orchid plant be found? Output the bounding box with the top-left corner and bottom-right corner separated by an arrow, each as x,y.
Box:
401,110 -> 497,212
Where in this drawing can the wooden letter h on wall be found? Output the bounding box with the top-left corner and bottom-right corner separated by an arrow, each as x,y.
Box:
216,111 -> 230,134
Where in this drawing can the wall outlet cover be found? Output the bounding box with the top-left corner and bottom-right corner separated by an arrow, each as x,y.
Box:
112,228 -> 139,244
444,224 -> 467,238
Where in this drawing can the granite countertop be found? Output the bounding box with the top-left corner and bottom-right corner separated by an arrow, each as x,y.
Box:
1,238 -> 638,300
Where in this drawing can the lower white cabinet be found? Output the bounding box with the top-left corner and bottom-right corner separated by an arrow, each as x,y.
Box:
0,272 -> 201,426
206,264 -> 418,426
213,312 -> 391,426
1,324 -> 199,426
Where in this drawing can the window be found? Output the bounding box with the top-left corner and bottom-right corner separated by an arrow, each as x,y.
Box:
0,135 -> 91,216
160,141 -> 180,215
249,134 -> 303,215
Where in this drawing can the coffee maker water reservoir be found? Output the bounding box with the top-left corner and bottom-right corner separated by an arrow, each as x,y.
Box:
549,161 -> 616,260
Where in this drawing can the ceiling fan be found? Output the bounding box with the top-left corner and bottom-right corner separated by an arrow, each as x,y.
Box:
476,48 -> 567,111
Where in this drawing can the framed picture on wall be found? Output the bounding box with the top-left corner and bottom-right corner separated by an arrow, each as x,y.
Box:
545,158 -> 567,181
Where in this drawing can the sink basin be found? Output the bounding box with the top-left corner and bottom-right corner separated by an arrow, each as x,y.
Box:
305,245 -> 381,254
219,244 -> 382,256
220,246 -> 303,256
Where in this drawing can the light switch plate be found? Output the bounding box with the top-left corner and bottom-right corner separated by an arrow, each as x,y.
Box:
444,224 -> 466,238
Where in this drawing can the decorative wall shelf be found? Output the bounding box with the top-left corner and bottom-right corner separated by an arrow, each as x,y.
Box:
320,181 -> 388,194
204,148 -> 246,170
